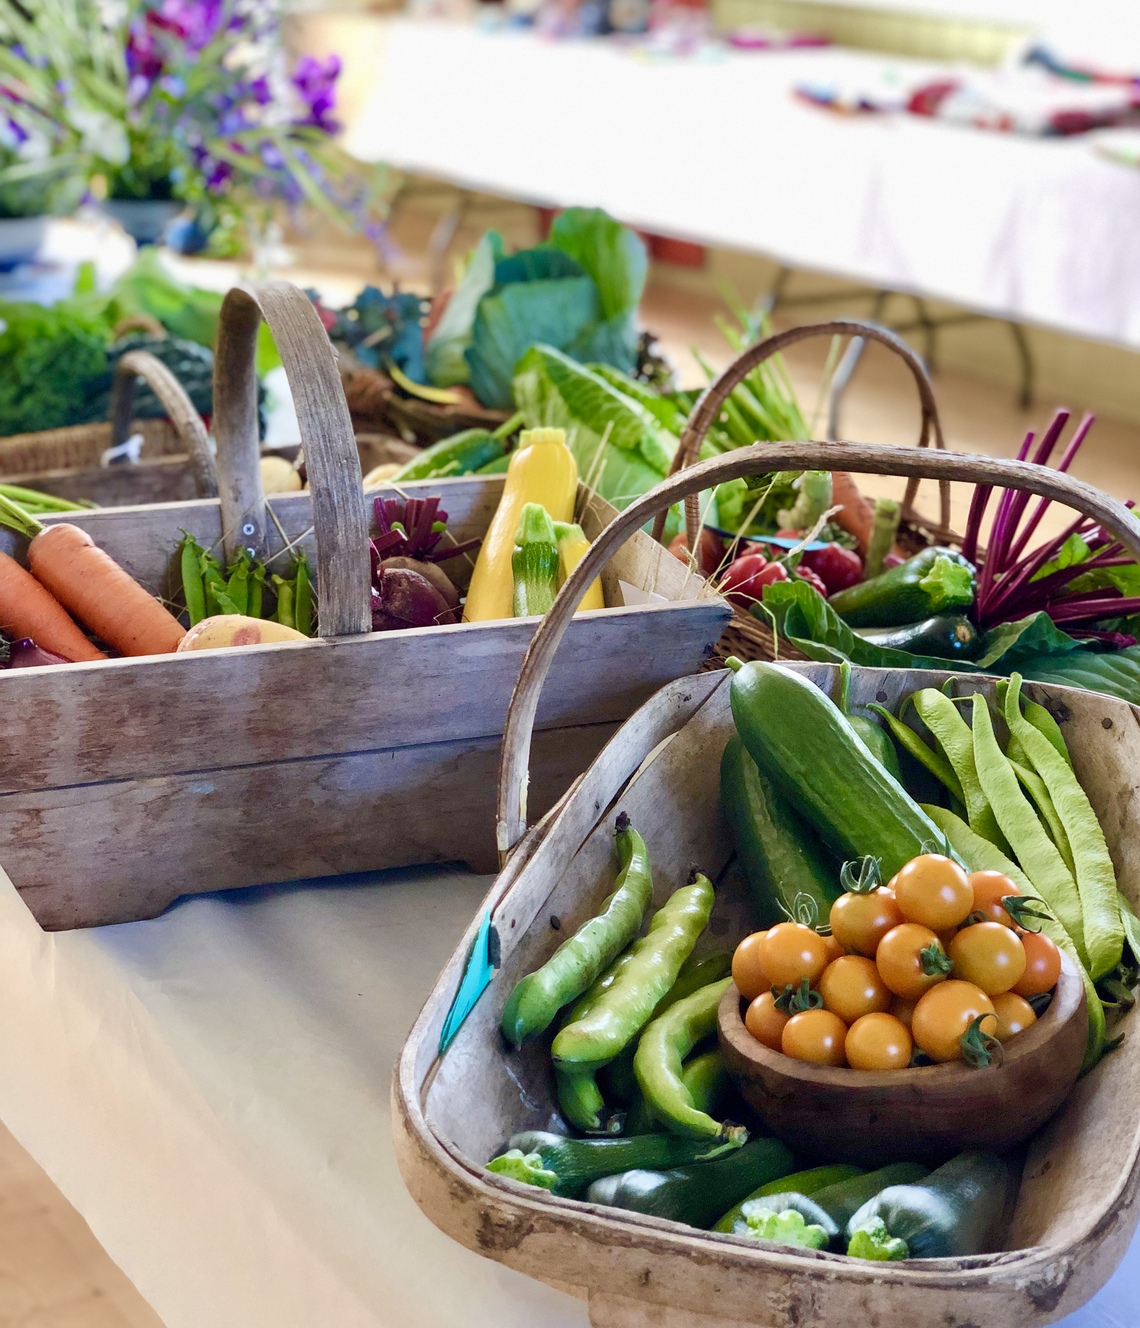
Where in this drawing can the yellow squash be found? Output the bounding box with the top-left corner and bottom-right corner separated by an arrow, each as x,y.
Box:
464,428 -> 578,622
555,522 -> 605,612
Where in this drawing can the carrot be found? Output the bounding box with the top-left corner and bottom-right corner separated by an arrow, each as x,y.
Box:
0,550 -> 106,662
829,471 -> 877,554
0,496 -> 184,657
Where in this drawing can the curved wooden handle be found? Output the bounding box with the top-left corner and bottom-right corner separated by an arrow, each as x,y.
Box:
212,282 -> 371,638
110,349 -> 217,499
650,320 -> 949,548
498,439 -> 1140,857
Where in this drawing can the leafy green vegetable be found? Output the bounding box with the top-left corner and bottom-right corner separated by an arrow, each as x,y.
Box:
468,276 -> 600,410
1017,646 -> 1140,705
549,208 -> 647,325
425,230 -> 505,388
513,345 -> 678,512
0,299 -> 110,434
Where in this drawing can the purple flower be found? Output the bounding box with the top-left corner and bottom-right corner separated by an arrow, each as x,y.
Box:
148,0 -> 224,51
291,54 -> 341,133
260,141 -> 285,171
126,26 -> 163,84
204,158 -> 232,192
5,118 -> 28,146
246,75 -> 272,106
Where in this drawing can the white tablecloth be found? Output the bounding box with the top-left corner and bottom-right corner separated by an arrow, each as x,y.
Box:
346,20 -> 1140,350
0,859 -> 1134,1328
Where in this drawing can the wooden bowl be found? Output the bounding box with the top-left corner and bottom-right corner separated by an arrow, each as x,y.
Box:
718,955 -> 1088,1166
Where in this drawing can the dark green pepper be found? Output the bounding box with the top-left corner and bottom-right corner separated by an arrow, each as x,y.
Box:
846,1151 -> 1010,1260
828,546 -> 976,628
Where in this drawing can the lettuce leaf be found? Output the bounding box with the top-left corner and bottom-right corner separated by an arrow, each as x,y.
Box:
548,208 -> 647,322
425,230 -> 505,388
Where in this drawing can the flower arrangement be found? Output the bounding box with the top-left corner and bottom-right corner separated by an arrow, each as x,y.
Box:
0,0 -> 384,248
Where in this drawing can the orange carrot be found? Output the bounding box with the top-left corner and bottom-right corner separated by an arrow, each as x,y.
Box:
829,471 -> 876,554
28,525 -> 185,657
0,550 -> 106,662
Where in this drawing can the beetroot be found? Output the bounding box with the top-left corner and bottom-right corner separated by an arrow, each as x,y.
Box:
372,566 -> 457,631
0,637 -> 69,668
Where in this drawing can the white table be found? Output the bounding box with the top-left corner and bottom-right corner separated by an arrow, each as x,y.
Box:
346,19 -> 1140,350
0,861 -> 1135,1327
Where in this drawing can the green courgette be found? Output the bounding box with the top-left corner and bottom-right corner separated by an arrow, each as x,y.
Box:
806,1161 -> 929,1232
721,734 -> 841,929
392,427 -> 506,481
846,1151 -> 1010,1260
727,660 -> 957,879
828,546 -> 976,628
713,1164 -> 862,1233
855,613 -> 981,660
737,1192 -> 839,1245
506,1130 -> 739,1200
586,1137 -> 794,1228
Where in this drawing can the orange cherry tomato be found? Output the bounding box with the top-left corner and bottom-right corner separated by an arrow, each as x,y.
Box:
845,1012 -> 913,1071
745,990 -> 790,1050
1012,930 -> 1062,997
948,921 -> 1027,995
760,922 -> 831,990
911,980 -> 997,1063
819,955 -> 891,1024
732,931 -> 770,1001
829,888 -> 903,958
969,870 -> 1021,928
991,991 -> 1037,1041
891,996 -> 917,1030
821,933 -> 846,965
893,854 -> 973,931
781,1008 -> 848,1067
875,923 -> 951,1001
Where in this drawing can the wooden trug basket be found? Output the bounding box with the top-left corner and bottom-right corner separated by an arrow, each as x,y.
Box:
0,348 -> 219,507
394,441 -> 1140,1328
0,281 -> 729,933
655,320 -> 956,669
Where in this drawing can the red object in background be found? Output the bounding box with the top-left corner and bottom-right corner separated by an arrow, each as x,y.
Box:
721,553 -> 787,607
793,566 -> 828,597
535,206 -> 558,239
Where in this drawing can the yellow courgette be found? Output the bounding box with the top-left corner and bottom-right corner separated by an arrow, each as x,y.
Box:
464,428 -> 577,622
555,521 -> 605,612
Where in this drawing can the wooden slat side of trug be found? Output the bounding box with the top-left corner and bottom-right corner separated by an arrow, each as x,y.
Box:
393,666 -> 1140,1328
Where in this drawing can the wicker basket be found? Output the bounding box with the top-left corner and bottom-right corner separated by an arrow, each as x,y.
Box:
0,348 -> 217,506
341,365 -> 510,444
652,321 -> 959,669
393,440 -> 1140,1328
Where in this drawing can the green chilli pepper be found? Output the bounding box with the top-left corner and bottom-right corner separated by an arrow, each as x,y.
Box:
555,1065 -> 621,1135
625,1048 -> 730,1136
634,976 -> 741,1141
180,533 -> 207,626
500,813 -> 653,1049
552,870 -> 715,1070
294,553 -> 313,637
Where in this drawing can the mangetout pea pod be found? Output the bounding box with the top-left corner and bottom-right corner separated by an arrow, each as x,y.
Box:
553,871 -> 715,1069
923,802 -> 1105,1070
909,689 -> 1008,853
500,813 -> 653,1048
635,976 -> 740,1141
1002,675 -> 1122,981
970,693 -> 1088,963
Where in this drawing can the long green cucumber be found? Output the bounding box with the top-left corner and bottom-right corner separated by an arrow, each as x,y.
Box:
721,734 -> 840,929
727,660 -> 956,879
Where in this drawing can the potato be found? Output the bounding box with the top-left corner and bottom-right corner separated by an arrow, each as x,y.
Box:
363,462 -> 402,486
177,615 -> 308,652
260,455 -> 303,493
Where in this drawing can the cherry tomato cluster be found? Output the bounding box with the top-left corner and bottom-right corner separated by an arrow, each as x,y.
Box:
732,854 -> 1061,1071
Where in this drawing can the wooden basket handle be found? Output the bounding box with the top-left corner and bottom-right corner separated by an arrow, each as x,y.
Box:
499,439 -> 1140,858
650,321 -> 949,549
212,282 -> 371,638
110,349 -> 217,499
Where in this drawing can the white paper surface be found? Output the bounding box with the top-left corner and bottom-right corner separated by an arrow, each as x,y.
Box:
346,21 -> 1140,350
0,858 -> 1132,1327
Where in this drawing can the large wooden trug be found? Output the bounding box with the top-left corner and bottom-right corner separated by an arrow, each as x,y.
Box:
0,281 -> 729,930
395,441 -> 1140,1328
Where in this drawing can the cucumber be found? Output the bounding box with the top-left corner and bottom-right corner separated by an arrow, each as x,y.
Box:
392,428 -> 505,481
720,735 -> 840,930
507,1129 -> 738,1199
727,660 -> 957,879
586,1137 -> 794,1228
855,613 -> 980,660
828,546 -> 976,628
